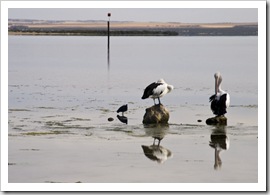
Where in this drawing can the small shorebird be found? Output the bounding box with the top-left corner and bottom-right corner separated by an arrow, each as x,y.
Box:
116,104 -> 128,116
209,72 -> 230,116
141,79 -> 174,105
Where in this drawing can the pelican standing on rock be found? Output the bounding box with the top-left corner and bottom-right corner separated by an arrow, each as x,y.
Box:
141,79 -> 174,105
209,72 -> 230,116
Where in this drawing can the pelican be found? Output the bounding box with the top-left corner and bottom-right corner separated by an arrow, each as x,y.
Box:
209,72 -> 230,116
141,79 -> 174,105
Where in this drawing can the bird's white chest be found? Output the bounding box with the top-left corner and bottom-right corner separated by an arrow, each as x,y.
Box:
151,84 -> 167,98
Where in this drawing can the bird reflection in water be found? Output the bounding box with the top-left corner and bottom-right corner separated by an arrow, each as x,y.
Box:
141,124 -> 173,164
117,115 -> 128,124
209,125 -> 230,170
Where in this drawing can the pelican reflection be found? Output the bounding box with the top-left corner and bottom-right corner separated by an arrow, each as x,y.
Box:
209,125 -> 230,170
142,124 -> 172,163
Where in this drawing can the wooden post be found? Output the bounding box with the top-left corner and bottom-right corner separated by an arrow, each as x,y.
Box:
107,13 -> 111,51
107,13 -> 111,70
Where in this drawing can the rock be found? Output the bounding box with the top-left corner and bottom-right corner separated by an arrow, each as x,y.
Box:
206,116 -> 227,125
142,104 -> 170,125
108,117 -> 114,122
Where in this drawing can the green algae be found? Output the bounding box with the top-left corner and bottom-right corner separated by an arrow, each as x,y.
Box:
22,130 -> 71,136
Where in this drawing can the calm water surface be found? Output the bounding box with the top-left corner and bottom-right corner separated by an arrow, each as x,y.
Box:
8,36 -> 258,184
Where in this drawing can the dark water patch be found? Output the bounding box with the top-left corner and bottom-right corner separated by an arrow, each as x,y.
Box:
184,87 -> 192,91
9,108 -> 31,112
194,104 -> 208,107
230,104 -> 258,108
44,120 -> 95,131
106,126 -> 133,133
22,130 -> 72,136
31,92 -> 46,96
108,103 -> 119,106
104,124 -> 154,138
168,123 -> 210,135
9,85 -> 20,88
97,108 -> 111,113
184,159 -> 204,162
105,125 -> 145,136
32,120 -> 43,124
170,123 -> 205,128
9,84 -> 30,88
20,149 -> 40,151
35,106 -> 57,109
45,181 -> 82,183
8,133 -> 23,136
45,121 -> 65,127
13,127 -> 23,130
84,132 -> 93,136
41,115 -> 65,118
226,125 -> 258,136
71,117 -> 91,121
62,119 -> 73,123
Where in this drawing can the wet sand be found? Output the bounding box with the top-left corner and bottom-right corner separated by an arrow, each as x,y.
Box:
8,104 -> 258,184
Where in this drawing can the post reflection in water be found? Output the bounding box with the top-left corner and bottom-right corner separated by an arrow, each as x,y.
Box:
209,125 -> 230,170
107,46 -> 110,71
141,124 -> 173,164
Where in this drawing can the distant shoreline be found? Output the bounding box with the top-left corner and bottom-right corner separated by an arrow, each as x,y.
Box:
8,19 -> 258,36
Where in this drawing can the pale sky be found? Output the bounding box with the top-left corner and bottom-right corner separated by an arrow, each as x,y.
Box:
9,8 -> 258,23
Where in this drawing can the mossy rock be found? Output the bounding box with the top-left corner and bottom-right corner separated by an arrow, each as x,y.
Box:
143,104 -> 170,125
206,116 -> 227,125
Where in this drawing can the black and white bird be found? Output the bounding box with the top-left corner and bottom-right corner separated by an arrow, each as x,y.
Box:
116,104 -> 128,116
209,72 -> 230,116
141,79 -> 174,105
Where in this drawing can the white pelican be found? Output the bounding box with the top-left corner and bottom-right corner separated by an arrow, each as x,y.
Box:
141,79 -> 174,105
209,72 -> 230,116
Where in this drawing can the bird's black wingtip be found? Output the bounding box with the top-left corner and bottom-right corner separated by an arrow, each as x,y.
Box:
209,94 -> 215,102
141,96 -> 148,100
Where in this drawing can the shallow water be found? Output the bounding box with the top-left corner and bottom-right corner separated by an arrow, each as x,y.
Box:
8,36 -> 258,184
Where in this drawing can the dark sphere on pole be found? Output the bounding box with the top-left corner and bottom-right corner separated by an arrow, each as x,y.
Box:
108,13 -> 111,17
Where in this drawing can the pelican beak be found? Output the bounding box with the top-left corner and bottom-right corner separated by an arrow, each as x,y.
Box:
215,77 -> 218,94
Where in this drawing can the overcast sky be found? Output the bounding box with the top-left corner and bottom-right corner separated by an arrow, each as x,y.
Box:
9,8 -> 258,23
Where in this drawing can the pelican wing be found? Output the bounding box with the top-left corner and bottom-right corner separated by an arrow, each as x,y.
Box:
210,94 -> 228,116
142,82 -> 163,99
209,94 -> 216,102
219,94 -> 228,113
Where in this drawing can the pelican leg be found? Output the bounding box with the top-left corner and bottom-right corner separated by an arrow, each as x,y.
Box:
153,138 -> 156,145
158,97 -> 161,105
153,98 -> 156,105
